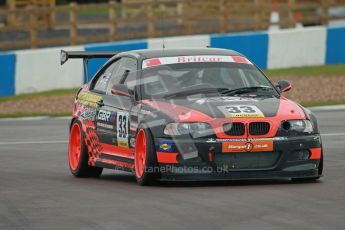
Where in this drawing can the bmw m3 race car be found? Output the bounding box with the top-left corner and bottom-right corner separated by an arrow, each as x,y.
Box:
62,48 -> 323,185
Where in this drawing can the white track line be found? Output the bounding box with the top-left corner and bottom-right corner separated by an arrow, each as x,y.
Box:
308,105 -> 345,111
322,133 -> 345,136
0,140 -> 68,145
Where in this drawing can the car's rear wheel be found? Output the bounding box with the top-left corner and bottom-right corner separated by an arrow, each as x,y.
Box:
68,120 -> 103,178
134,127 -> 160,185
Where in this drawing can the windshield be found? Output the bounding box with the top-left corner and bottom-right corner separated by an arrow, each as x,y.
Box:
140,60 -> 278,100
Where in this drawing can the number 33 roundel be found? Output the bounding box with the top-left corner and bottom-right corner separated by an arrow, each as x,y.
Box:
116,111 -> 129,148
218,105 -> 265,118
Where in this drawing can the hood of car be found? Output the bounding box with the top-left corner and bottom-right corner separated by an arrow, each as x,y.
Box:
141,96 -> 307,122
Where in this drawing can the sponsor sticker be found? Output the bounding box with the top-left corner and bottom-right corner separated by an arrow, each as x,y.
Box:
207,97 -> 259,102
80,106 -> 97,121
206,138 -> 217,143
117,112 -> 129,148
77,92 -> 102,108
158,140 -> 174,152
97,110 -> 116,123
97,122 -> 114,130
142,55 -> 252,69
192,97 -> 259,105
218,105 -> 264,118
130,137 -> 136,148
222,140 -> 273,153
216,138 -> 276,142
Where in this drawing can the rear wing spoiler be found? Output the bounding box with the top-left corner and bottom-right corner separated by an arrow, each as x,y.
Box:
60,50 -> 122,82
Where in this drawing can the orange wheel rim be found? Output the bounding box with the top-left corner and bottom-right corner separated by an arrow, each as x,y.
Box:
135,129 -> 147,178
69,122 -> 82,171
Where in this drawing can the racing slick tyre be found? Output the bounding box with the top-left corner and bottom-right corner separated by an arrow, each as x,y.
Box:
292,153 -> 323,182
68,120 -> 103,178
134,126 -> 160,186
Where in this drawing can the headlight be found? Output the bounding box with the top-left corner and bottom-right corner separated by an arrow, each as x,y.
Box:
282,120 -> 313,133
164,122 -> 213,137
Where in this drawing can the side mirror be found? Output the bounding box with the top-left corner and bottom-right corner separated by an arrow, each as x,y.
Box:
276,80 -> 292,93
111,84 -> 131,97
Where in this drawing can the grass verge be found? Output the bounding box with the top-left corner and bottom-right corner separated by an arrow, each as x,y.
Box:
264,64 -> 345,77
0,112 -> 71,119
0,88 -> 78,102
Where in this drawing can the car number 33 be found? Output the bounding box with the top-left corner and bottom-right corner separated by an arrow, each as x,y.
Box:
218,105 -> 265,118
117,112 -> 129,147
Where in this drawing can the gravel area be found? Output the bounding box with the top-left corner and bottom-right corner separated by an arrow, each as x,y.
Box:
0,94 -> 75,115
0,75 -> 344,116
270,75 -> 345,103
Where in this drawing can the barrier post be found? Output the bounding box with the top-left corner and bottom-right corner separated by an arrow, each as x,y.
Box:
147,0 -> 156,38
287,0 -> 295,28
219,0 -> 226,33
49,0 -> 56,28
254,0 -> 261,31
70,2 -> 78,46
29,6 -> 38,48
269,0 -> 280,30
109,1 -> 117,41
184,0 -> 193,34
177,1 -> 183,25
7,0 -> 16,26
122,0 -> 128,26
321,0 -> 329,26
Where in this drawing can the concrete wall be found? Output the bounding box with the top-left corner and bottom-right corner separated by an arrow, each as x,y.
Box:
15,46 -> 85,94
211,32 -> 269,69
268,27 -> 327,69
85,39 -> 147,78
1,25 -> 344,96
326,26 -> 345,64
0,52 -> 16,97
148,35 -> 210,49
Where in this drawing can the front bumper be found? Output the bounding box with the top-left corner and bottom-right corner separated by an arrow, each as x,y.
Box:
159,168 -> 319,181
155,134 -> 322,181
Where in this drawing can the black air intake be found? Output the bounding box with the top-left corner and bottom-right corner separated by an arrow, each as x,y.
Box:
249,122 -> 270,135
224,123 -> 245,136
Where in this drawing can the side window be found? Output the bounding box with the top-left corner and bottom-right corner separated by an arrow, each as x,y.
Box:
107,57 -> 138,93
122,58 -> 138,90
92,61 -> 120,93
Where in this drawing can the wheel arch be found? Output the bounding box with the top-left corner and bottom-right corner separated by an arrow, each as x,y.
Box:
69,117 -> 77,131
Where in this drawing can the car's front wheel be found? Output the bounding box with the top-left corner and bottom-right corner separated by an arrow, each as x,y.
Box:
68,120 -> 103,178
134,127 -> 160,185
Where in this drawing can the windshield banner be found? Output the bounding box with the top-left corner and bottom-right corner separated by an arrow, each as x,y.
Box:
142,55 -> 253,69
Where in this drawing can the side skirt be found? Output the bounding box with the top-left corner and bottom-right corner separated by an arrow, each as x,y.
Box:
95,153 -> 134,172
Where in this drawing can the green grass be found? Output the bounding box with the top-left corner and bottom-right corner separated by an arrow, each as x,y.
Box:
0,88 -> 78,102
0,112 -> 71,119
264,64 -> 345,77
78,6 -> 122,15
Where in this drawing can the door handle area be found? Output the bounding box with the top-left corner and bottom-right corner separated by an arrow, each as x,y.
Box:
96,100 -> 104,107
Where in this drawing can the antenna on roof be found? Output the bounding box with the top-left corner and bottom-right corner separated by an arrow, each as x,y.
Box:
163,39 -> 166,49
206,45 -> 211,48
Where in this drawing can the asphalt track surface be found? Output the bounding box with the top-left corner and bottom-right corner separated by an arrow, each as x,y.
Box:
1,109 -> 344,230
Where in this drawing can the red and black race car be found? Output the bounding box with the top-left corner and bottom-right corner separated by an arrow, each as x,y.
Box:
61,48 -> 323,185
